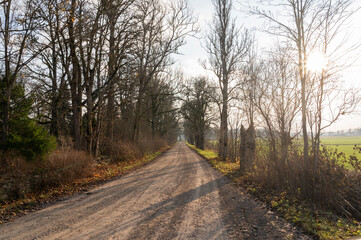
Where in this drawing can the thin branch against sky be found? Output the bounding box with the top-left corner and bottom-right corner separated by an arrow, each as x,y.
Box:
174,0 -> 361,131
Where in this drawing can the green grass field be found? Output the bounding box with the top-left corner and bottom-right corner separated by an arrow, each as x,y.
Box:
206,136 -> 361,169
321,136 -> 361,145
320,136 -> 361,158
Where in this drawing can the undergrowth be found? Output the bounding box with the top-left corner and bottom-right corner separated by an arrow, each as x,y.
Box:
186,142 -> 361,240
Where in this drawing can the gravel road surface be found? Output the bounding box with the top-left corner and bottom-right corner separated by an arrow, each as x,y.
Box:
0,142 -> 311,239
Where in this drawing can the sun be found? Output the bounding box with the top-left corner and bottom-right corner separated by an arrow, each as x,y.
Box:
307,51 -> 327,73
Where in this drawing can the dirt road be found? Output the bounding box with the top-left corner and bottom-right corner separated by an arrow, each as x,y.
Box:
0,142 -> 311,239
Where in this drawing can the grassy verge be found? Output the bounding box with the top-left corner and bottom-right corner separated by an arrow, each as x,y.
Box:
186,142 -> 361,240
186,143 -> 218,159
0,146 -> 170,224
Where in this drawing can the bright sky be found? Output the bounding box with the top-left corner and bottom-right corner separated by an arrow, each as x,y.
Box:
174,0 -> 361,132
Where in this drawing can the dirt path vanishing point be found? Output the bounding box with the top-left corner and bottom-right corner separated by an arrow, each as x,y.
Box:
0,142 -> 311,240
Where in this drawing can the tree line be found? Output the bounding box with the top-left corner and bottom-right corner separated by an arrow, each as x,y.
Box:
0,0 -> 197,160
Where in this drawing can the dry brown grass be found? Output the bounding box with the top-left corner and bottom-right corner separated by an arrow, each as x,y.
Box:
249,146 -> 361,220
108,140 -> 143,162
33,149 -> 95,190
0,148 -> 95,201
106,135 -> 168,162
138,135 -> 168,153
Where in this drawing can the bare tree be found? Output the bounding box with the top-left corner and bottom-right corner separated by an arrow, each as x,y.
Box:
306,0 -> 361,165
237,48 -> 263,169
0,0 -> 195,161
78,0 -> 106,154
249,0 -> 359,170
145,73 -> 178,139
203,0 -> 250,160
63,0 -> 83,149
227,109 -> 242,162
0,0 -> 44,143
181,77 -> 214,150
29,0 -> 67,136
240,45 -> 301,175
103,0 -> 136,145
267,46 -> 301,171
131,0 -> 197,142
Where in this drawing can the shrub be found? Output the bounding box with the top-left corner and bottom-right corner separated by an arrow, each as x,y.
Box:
108,140 -> 142,162
137,135 -> 168,153
0,148 -> 94,200
32,149 -> 94,191
0,154 -> 35,200
249,144 -> 361,220
0,81 -> 56,161
8,120 -> 56,161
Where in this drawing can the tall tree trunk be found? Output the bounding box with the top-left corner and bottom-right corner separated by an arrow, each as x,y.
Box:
314,73 -> 325,168
86,85 -> 93,155
301,73 -> 309,167
240,124 -> 255,171
229,125 -> 234,161
219,86 -> 228,160
106,12 -> 116,145
68,0 -> 82,149
95,57 -> 104,157
132,90 -> 143,142
69,63 -> 82,149
2,0 -> 11,144
50,39 -> 59,136
234,127 -> 238,162
2,88 -> 11,144
199,118 -> 205,150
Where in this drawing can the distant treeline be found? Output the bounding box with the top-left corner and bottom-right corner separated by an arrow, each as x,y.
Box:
322,128 -> 361,137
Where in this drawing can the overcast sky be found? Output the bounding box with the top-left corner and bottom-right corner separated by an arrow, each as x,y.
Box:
173,0 -> 361,132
